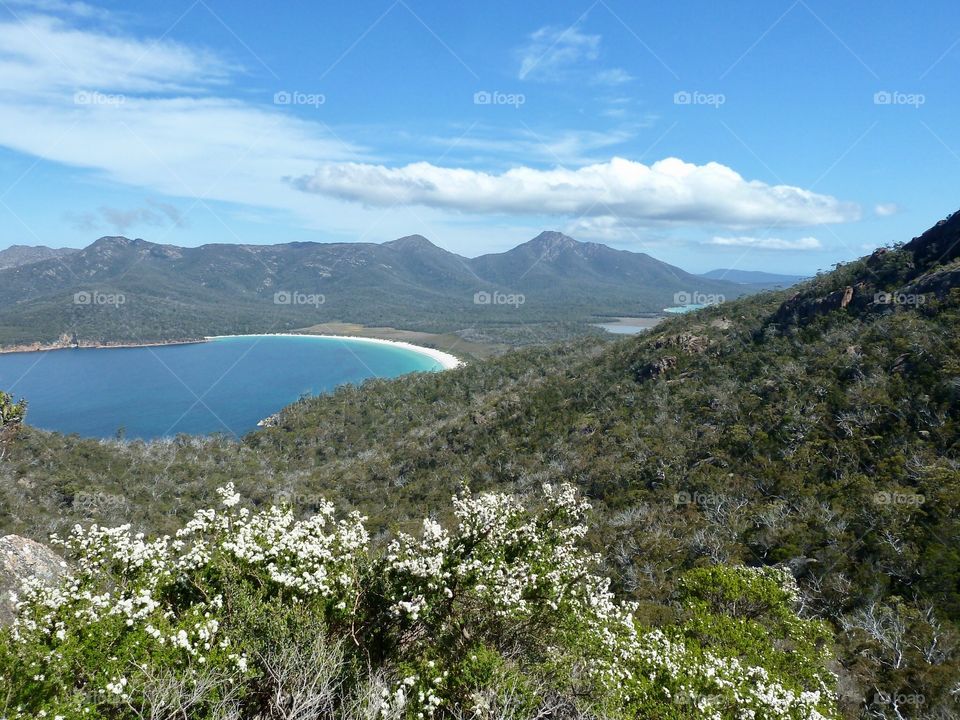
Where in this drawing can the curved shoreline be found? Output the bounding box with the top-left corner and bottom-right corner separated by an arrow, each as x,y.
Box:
205,333 -> 464,370
0,338 -> 206,355
0,334 -> 464,370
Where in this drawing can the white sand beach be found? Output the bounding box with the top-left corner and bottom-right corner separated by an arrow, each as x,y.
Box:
204,333 -> 464,370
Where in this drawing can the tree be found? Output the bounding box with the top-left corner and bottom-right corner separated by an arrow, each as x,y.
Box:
0,390 -> 26,460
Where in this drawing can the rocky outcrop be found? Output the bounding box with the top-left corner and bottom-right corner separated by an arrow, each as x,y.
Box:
636,355 -> 677,381
653,332 -> 711,355
770,210 -> 960,329
900,210 -> 960,275
0,535 -> 66,624
772,283 -> 869,326
899,268 -> 960,300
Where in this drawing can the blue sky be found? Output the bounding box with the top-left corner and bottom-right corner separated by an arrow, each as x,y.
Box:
0,0 -> 957,273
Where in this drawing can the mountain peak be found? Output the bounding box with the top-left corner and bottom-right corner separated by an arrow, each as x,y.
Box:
384,235 -> 438,252
527,231 -> 579,249
89,236 -> 133,249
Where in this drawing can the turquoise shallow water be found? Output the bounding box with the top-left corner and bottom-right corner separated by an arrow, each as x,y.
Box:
0,335 -> 443,439
663,304 -> 707,314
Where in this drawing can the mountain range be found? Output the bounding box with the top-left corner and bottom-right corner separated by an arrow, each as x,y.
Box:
0,231 -> 784,348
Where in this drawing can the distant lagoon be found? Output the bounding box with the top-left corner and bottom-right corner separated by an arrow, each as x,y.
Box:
662,304 -> 707,314
0,335 -> 452,440
592,316 -> 663,335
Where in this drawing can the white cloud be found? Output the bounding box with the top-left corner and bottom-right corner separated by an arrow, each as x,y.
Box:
420,125 -> 643,166
517,26 -> 602,81
593,68 -> 633,86
5,0 -> 112,20
0,14 -> 229,95
292,157 -> 860,228
0,12 -> 396,239
874,202 -> 900,217
706,235 -> 823,250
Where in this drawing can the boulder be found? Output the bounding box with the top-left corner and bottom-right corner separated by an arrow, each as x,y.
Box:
0,535 -> 67,625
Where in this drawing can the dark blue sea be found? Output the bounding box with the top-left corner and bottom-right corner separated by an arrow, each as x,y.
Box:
0,335 -> 443,439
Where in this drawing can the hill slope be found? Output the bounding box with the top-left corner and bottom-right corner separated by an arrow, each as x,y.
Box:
2,211 -> 960,716
0,244 -> 76,270
0,232 -> 749,347
701,267 -> 807,287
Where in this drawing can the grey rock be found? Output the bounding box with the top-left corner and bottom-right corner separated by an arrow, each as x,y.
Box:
0,535 -> 67,625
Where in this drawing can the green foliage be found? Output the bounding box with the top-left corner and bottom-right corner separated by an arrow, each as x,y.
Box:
0,486 -> 837,719
674,567 -> 834,696
0,390 -> 26,428
0,390 -> 26,458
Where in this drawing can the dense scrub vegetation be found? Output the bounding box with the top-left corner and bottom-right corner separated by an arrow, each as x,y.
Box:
1,485 -> 837,719
3,212 -> 960,717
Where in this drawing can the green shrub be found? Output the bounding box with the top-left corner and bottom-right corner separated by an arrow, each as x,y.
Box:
1,484 -> 838,719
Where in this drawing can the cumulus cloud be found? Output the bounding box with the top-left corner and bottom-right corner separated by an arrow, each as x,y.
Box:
706,235 -> 823,250
874,202 -> 900,217
291,157 -> 860,228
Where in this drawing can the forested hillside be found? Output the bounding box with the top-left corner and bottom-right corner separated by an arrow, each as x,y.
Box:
2,211 -> 960,717
0,232 -> 745,348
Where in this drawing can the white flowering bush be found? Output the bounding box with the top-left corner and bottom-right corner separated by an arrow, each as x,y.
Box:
0,483 -> 839,719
